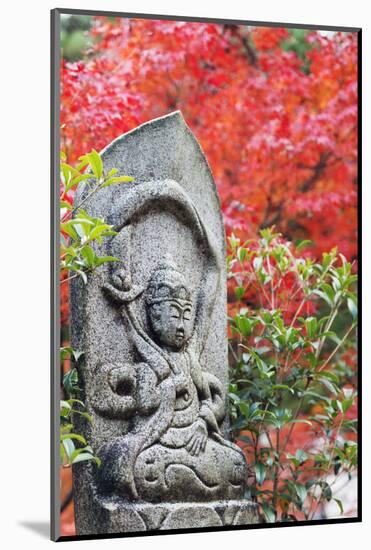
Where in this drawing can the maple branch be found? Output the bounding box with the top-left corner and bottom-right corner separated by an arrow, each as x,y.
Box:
260,151 -> 332,230
259,195 -> 283,230
224,24 -> 258,66
299,152 -> 331,192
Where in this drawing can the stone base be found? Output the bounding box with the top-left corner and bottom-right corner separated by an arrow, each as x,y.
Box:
77,494 -> 259,535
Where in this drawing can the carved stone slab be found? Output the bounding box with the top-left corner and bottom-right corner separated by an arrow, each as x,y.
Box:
74,475 -> 258,534
71,112 -> 259,535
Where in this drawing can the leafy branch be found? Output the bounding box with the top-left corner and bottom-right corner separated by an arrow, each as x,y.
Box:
228,227 -> 358,522
60,149 -> 133,285
59,149 -> 133,469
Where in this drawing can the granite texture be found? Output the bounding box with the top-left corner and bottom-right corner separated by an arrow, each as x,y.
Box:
73,467 -> 257,535
71,111 -> 259,535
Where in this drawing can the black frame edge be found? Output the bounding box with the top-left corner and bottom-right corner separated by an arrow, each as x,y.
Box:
55,7 -> 360,32
356,27 -> 362,523
51,7 -> 61,543
57,516 -> 361,543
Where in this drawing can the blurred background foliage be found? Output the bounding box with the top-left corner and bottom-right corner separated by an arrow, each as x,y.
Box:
61,15 -> 316,64
60,15 -> 92,61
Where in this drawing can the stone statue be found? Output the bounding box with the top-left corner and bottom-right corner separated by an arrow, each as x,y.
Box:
71,112 -> 258,534
98,255 -> 246,503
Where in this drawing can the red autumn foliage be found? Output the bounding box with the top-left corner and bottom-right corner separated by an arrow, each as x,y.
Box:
61,18 -> 357,260
60,19 -> 357,327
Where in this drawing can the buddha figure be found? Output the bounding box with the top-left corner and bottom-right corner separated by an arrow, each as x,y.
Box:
97,257 -> 247,503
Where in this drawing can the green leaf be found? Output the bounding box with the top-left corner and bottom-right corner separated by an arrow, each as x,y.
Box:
61,222 -> 79,241
60,346 -> 73,360
321,283 -> 335,304
312,289 -> 333,308
294,483 -> 307,503
80,245 -> 96,267
64,217 -> 95,228
235,286 -> 245,300
60,433 -> 87,445
77,270 -> 88,284
70,445 -> 100,464
334,498 -> 344,515
111,175 -> 134,182
101,175 -> 134,188
322,330 -> 341,345
306,351 -> 318,369
323,482 -> 332,501
66,173 -> 93,192
304,317 -> 317,339
239,402 -> 250,418
60,200 -> 72,210
260,311 -> 272,324
253,256 -> 263,272
319,377 -> 338,395
229,234 -> 240,249
305,390 -> 331,405
255,346 -> 270,355
107,168 -> 118,177
255,462 -> 266,485
71,449 -> 100,464
60,162 -> 72,187
60,443 -> 66,463
60,423 -> 73,434
237,434 -> 254,446
63,368 -> 80,395
61,347 -> 84,363
296,239 -> 313,251
271,384 -> 294,394
237,247 -> 247,263
76,156 -> 89,172
341,398 -> 354,414
286,453 -> 300,467
60,400 -> 72,417
71,451 -> 101,466
288,419 -> 312,426
62,437 -> 75,458
88,224 -> 113,242
320,371 -> 339,384
86,149 -> 103,179
228,394 -> 240,406
261,503 -> 275,523
236,316 -> 252,339
334,455 -> 342,475
295,449 -> 308,463
347,297 -> 357,321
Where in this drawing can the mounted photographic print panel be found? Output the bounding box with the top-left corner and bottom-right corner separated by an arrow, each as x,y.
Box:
51,8 -> 361,542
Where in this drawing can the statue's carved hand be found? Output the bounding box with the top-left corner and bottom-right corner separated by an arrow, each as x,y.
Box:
185,419 -> 208,456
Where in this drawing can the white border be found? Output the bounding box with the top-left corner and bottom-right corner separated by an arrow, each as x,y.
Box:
1,1 -> 368,548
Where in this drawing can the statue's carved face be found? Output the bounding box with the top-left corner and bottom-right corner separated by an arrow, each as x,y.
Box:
149,300 -> 193,350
